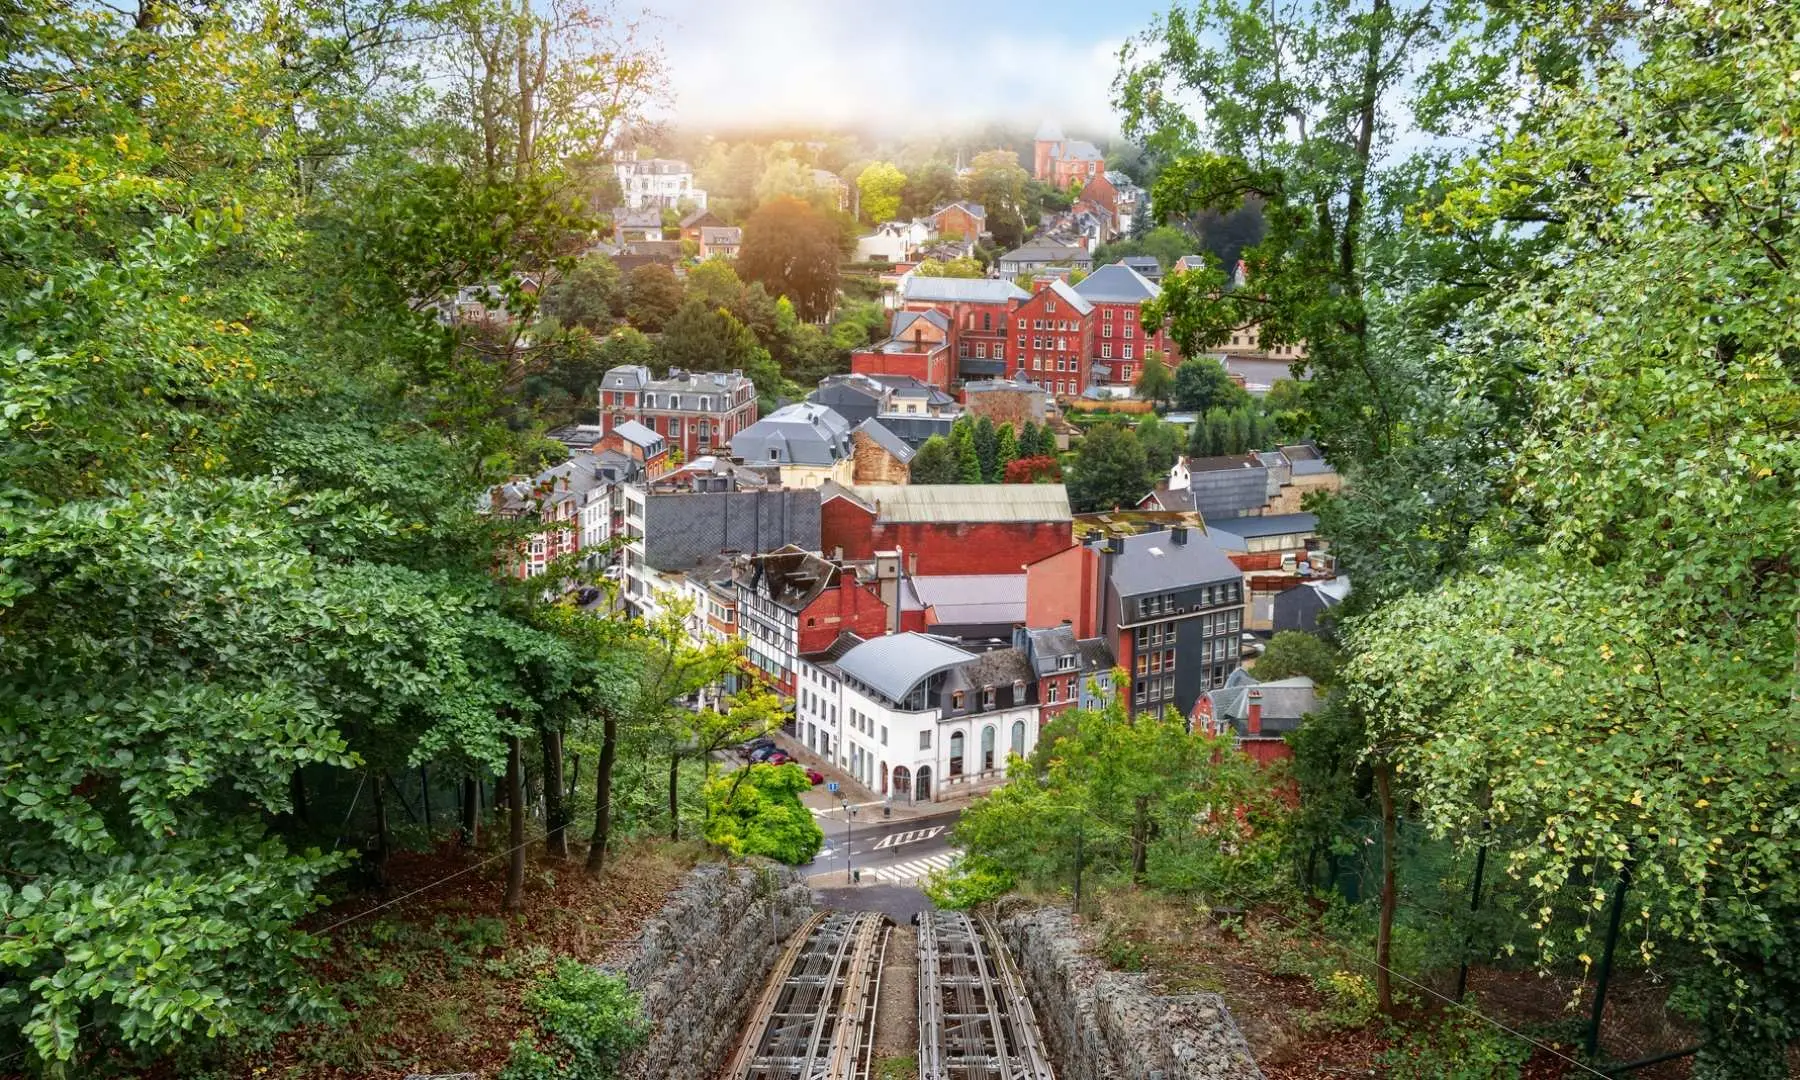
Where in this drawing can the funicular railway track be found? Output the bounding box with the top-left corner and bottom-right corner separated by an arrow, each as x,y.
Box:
917,912 -> 1055,1080
726,910 -> 891,1080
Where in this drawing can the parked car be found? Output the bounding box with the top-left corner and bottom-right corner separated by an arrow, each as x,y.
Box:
738,737 -> 776,759
763,751 -> 790,766
805,769 -> 824,786
747,745 -> 782,763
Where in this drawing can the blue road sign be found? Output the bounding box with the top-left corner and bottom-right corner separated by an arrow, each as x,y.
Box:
827,781 -> 839,793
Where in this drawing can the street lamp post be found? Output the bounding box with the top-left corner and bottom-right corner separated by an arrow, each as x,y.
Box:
842,799 -> 856,885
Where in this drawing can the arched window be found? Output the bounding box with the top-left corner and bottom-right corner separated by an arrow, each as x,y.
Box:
1010,720 -> 1026,758
981,725 -> 996,771
949,731 -> 965,777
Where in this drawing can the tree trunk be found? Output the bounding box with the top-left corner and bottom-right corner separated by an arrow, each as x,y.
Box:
542,729 -> 568,859
568,752 -> 581,803
585,713 -> 619,874
1374,761 -> 1398,1016
371,772 -> 391,890
420,764 -> 433,832
461,775 -> 480,848
504,736 -> 526,912
668,752 -> 682,842
290,768 -> 310,824
1131,794 -> 1150,883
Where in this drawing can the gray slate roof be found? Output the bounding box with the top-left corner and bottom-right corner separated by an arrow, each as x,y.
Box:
1207,669 -> 1322,734
1223,512 -> 1318,539
1043,278 -> 1094,316
892,309 -> 950,337
731,403 -> 853,466
640,489 -> 821,572
1000,240 -> 1090,264
901,277 -> 1030,304
834,633 -> 975,705
910,574 -> 1026,627
611,420 -> 663,450
1020,624 -> 1115,678
854,418 -> 916,464
1073,263 -> 1161,304
1108,528 -> 1242,599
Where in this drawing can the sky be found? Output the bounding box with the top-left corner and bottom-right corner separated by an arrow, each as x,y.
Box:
642,0 -> 1172,137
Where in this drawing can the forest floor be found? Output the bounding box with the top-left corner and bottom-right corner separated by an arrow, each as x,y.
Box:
224,834 -> 700,1080
1082,888 -> 1708,1080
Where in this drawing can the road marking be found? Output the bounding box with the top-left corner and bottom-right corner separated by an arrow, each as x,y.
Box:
872,826 -> 946,850
870,850 -> 961,885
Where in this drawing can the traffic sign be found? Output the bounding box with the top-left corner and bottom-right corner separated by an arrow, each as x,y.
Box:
826,781 -> 839,793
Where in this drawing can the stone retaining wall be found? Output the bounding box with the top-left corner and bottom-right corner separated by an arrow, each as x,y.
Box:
998,905 -> 1264,1080
605,862 -> 815,1080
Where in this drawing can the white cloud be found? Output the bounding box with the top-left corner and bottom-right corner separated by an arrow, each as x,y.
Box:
656,0 -> 1125,136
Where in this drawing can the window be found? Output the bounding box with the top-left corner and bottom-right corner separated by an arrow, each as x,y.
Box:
1011,720 -> 1026,757
1103,307 -> 1114,321
1012,679 -> 1025,700
644,393 -> 656,408
1123,346 -> 1134,361
1047,300 -> 1057,313
1101,343 -> 1112,359
881,726 -> 888,745
1122,366 -> 1133,382
1047,682 -> 1060,704
768,448 -> 780,461
982,313 -> 992,330
949,731 -> 965,776
976,343 -> 986,358
994,346 -> 1004,361
951,690 -> 965,710
1126,309 -> 1136,322
1033,356 -> 1043,370
668,417 -> 682,437
981,725 -> 996,771
981,687 -> 995,710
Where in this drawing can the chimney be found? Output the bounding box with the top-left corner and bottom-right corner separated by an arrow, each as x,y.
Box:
1247,688 -> 1263,735
1171,526 -> 1188,546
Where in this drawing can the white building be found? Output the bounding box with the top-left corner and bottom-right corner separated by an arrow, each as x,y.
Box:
800,633 -> 1040,805
854,219 -> 934,263
615,153 -> 708,211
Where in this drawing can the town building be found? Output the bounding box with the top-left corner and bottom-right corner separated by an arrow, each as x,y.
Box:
901,574 -> 1028,644
614,153 -> 707,210
808,372 -> 958,430
1194,669 -> 1323,765
729,402 -> 856,488
855,219 -> 934,263
961,376 -> 1052,430
809,633 -> 1041,803
1013,623 -> 1116,721
848,308 -> 955,391
1272,575 -> 1350,635
997,240 -> 1093,277
1073,262 -> 1173,390
1025,526 -> 1245,718
591,420 -> 670,480
849,418 -> 914,484
894,275 -> 1031,385
697,226 -> 742,260
928,201 -> 988,240
597,365 -> 759,463
678,208 -> 726,244
1008,279 -> 1095,396
484,450 -> 628,579
1144,447 -> 1340,524
732,547 -> 890,697
618,485 -> 820,616
821,483 -> 1074,577
1032,121 -> 1106,190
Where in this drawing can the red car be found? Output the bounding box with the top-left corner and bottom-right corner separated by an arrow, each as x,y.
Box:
805,768 -> 825,786
763,750 -> 790,766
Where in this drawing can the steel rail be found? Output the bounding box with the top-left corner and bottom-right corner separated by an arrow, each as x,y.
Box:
976,913 -> 1055,1080
724,909 -> 831,1080
726,910 -> 890,1080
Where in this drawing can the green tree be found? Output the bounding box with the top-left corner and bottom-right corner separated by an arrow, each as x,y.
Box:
914,256 -> 983,279
974,416 -> 1000,482
1170,357 -> 1248,413
856,161 -> 907,223
1066,423 -> 1151,513
686,257 -> 745,309
738,196 -> 843,322
1093,225 -> 1196,271
703,764 -> 825,865
901,161 -> 961,220
965,149 -> 1030,249
1018,420 -> 1045,459
541,253 -> 624,330
1252,632 -> 1342,687
994,423 -> 1020,476
1134,414 -> 1185,476
909,436 -> 961,484
624,263 -> 684,332
1134,348 -> 1174,406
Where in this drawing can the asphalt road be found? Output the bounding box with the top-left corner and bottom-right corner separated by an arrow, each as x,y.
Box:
805,807 -> 962,885
813,883 -> 936,923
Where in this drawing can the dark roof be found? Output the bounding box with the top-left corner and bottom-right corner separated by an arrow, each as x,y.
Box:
1021,624 -> 1115,677
1108,528 -> 1242,599
1073,262 -> 1161,304
639,489 -> 821,572
951,646 -> 1035,691
1223,512 -> 1318,539
1204,669 -> 1322,734
892,309 -> 950,337
680,208 -> 724,228
801,631 -> 866,664
854,418 -> 916,463
869,414 -> 956,449
736,547 -> 841,614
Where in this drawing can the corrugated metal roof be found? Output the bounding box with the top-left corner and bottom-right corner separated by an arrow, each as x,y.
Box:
911,574 -> 1026,626
847,484 -> 1073,524
901,276 -> 1030,304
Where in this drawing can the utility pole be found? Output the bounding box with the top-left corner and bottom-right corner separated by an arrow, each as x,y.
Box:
842,799 -> 856,885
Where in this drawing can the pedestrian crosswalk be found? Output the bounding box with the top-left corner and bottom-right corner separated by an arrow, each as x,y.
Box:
871,825 -> 945,850
869,850 -> 961,885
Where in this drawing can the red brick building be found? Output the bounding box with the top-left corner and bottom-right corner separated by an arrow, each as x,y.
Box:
895,276 -> 1031,385
732,547 -> 892,697
928,201 -> 987,240
821,484 -> 1074,577
1009,278 -> 1096,396
849,309 -> 954,390
597,364 -> 758,462
1033,122 -> 1106,190
1072,262 -> 1174,389
591,420 -> 672,479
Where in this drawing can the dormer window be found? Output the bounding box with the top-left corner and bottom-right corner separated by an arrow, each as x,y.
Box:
981,687 -> 995,710
1056,655 -> 1076,671
951,690 -> 965,710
